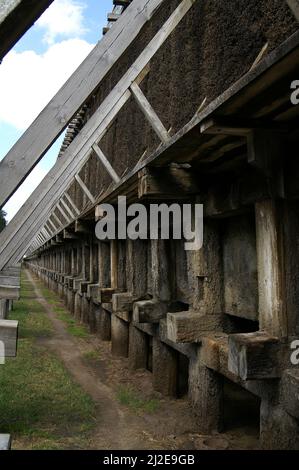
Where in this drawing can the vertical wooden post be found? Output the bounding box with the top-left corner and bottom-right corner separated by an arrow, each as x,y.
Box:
152,337 -> 177,397
98,241 -> 110,288
111,240 -> 118,289
189,357 -> 224,432
255,200 -> 287,338
151,239 -> 172,301
129,324 -> 148,370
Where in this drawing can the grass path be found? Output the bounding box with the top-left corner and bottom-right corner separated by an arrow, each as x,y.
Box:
0,271 -> 97,450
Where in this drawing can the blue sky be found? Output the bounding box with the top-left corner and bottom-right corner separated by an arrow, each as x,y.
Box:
0,0 -> 113,220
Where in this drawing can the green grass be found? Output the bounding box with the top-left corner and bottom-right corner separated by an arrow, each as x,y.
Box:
12,299 -> 53,338
55,309 -> 89,338
83,350 -> 100,362
37,283 -> 89,339
116,386 -> 159,414
0,272 -> 97,450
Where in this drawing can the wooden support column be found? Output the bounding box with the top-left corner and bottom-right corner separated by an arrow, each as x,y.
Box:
128,323 -> 148,370
98,241 -> 111,288
110,240 -> 118,289
152,337 -> 177,397
126,239 -> 148,298
95,305 -> 111,341
189,357 -> 224,433
151,239 -> 172,302
255,200 -> 287,338
111,314 -> 129,357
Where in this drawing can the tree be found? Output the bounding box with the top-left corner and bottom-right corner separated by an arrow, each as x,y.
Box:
0,210 -> 7,232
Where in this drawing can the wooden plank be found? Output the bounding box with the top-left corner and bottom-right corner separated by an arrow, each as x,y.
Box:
130,81 -> 170,143
75,175 -> 96,204
138,166 -> 200,199
64,193 -> 81,216
228,332 -> 281,380
0,0 -> 167,207
43,225 -> 52,238
133,300 -> 168,323
60,197 -> 76,220
167,311 -> 224,343
45,221 -> 55,236
0,0 -> 54,61
56,202 -> 71,224
52,212 -> 63,229
0,0 -> 197,269
112,292 -> 134,313
0,276 -> 19,287
47,218 -> 57,234
92,144 -> 120,184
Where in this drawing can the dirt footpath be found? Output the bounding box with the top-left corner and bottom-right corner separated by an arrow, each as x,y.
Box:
25,269 -> 259,450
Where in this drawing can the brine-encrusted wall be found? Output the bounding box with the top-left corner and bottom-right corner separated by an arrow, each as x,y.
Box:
68,0 -> 297,212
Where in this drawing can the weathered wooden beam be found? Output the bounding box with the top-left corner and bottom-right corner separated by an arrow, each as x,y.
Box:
228,332 -> 280,380
0,276 -> 19,287
56,202 -> 72,224
99,288 -> 117,303
133,300 -> 168,323
92,144 -> 120,184
47,218 -> 57,234
60,198 -> 76,220
75,175 -> 96,204
200,118 -> 286,136
130,82 -> 170,144
0,285 -> 21,300
64,193 -> 81,216
0,0 -> 167,207
51,212 -> 63,229
0,319 -> 18,356
86,283 -> 100,300
112,292 -> 134,313
138,166 -> 200,199
167,311 -> 224,343
44,222 -> 54,237
201,118 -> 252,136
0,0 -> 54,62
255,200 -> 287,338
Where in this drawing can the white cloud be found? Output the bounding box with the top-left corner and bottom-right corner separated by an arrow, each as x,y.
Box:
0,38 -> 94,130
37,0 -> 87,45
3,165 -> 48,222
